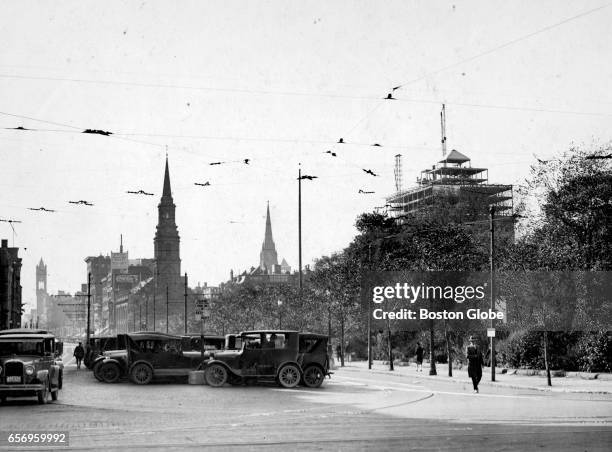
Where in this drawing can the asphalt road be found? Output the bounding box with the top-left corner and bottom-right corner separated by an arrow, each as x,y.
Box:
1,358 -> 611,451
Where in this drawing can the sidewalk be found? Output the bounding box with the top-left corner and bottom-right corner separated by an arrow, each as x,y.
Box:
337,360 -> 612,394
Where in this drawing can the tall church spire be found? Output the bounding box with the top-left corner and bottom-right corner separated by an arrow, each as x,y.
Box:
260,202 -> 278,273
162,154 -> 172,198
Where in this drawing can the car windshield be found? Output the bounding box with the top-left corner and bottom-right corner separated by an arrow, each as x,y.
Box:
0,339 -> 44,356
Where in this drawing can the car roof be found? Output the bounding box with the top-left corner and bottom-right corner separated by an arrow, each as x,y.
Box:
125,331 -> 181,340
0,328 -> 50,335
240,330 -> 299,335
0,333 -> 55,340
182,334 -> 224,340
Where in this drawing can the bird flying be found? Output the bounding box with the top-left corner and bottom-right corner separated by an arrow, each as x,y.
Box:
82,129 -> 112,136
28,207 -> 55,212
358,190 -> 375,194
324,150 -> 337,157
209,162 -> 224,166
371,143 -> 382,147
194,181 -> 211,187
244,159 -> 250,165
68,200 -> 94,206
126,190 -> 154,196
362,169 -> 378,176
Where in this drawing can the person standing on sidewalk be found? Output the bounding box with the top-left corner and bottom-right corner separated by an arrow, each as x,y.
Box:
415,342 -> 424,372
467,336 -> 484,393
73,342 -> 85,370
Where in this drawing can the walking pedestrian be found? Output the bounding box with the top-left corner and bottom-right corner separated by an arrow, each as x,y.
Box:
466,336 -> 484,393
73,342 -> 85,370
415,342 -> 424,372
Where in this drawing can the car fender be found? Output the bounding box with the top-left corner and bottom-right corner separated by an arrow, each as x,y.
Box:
99,358 -> 127,375
204,359 -> 236,377
36,369 -> 49,383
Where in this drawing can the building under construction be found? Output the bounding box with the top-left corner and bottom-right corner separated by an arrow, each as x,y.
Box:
386,150 -> 514,241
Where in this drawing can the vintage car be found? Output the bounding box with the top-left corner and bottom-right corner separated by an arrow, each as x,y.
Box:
84,335 -> 119,369
93,332 -> 220,384
203,330 -> 330,388
0,329 -> 63,404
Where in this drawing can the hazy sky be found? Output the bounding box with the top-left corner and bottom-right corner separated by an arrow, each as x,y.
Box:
1,1 -> 611,310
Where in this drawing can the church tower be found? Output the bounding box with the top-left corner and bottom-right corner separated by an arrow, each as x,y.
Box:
154,156 -> 181,290
35,258 -> 47,325
259,202 -> 278,273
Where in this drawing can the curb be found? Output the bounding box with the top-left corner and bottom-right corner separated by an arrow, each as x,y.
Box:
338,365 -> 612,394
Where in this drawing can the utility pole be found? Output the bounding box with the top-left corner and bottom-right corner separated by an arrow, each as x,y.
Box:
86,272 -> 91,346
298,165 -> 303,291
166,285 -> 169,334
367,243 -> 372,370
490,206 -> 496,382
184,273 -> 188,335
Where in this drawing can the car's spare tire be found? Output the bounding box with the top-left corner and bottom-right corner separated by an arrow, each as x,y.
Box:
205,363 -> 228,387
277,364 -> 301,388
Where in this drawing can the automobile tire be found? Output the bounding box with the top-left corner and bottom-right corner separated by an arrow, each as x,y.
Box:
100,362 -> 121,384
277,364 -> 301,388
93,362 -> 104,382
302,365 -> 325,388
205,364 -> 228,387
37,380 -> 49,404
130,363 -> 153,385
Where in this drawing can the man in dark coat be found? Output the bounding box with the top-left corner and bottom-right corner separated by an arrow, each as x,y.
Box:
73,342 -> 85,370
467,336 -> 484,393
415,342 -> 424,372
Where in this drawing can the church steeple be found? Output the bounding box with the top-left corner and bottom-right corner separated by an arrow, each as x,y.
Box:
260,202 -> 278,273
154,156 -> 181,289
162,154 -> 172,198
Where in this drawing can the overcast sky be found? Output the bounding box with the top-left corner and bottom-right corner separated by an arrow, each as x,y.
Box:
1,0 -> 611,310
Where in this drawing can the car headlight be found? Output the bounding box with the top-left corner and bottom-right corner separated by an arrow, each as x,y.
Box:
25,365 -> 35,376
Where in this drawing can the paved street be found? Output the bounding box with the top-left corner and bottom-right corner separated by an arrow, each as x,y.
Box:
1,353 -> 611,451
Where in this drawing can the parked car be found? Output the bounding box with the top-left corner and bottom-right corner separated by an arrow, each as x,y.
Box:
203,331 -> 331,388
93,332 -> 213,384
0,329 -> 63,404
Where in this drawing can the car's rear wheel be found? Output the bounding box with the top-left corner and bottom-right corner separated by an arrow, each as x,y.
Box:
130,363 -> 153,385
277,364 -> 301,388
37,380 -> 49,404
205,364 -> 227,387
100,362 -> 121,383
302,365 -> 325,388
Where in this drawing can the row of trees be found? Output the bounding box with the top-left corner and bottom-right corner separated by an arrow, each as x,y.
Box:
202,144 -> 611,379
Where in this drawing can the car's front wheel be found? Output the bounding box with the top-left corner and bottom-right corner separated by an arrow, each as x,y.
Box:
130,363 -> 153,385
99,362 -> 121,383
302,365 -> 325,388
205,364 -> 227,387
277,364 -> 301,388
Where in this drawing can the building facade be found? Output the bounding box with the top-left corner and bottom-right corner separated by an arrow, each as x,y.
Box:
0,239 -> 22,329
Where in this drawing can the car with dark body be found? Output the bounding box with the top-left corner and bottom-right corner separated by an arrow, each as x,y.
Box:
84,335 -> 121,369
203,331 -> 330,388
93,332 -> 224,384
0,329 -> 63,404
